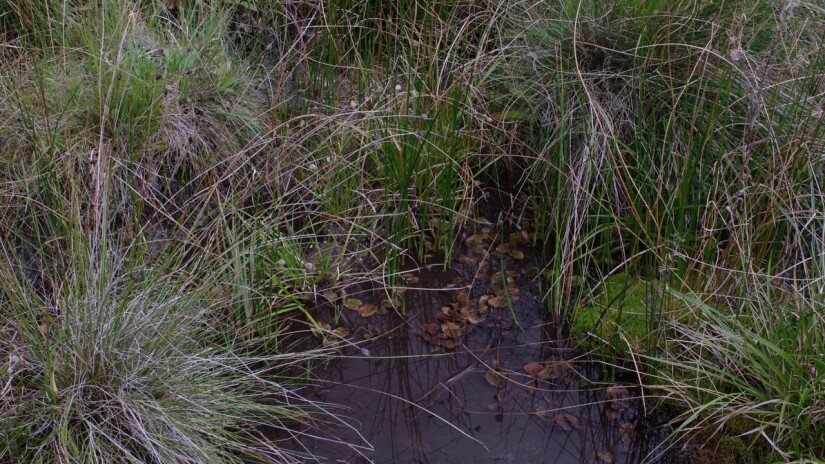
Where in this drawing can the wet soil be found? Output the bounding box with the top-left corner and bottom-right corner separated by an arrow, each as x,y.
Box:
293,224 -> 676,463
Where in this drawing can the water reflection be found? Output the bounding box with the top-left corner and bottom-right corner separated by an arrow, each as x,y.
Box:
295,252 -> 672,463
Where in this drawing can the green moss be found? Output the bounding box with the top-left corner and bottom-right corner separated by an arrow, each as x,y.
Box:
716,436 -> 751,464
571,272 -> 654,358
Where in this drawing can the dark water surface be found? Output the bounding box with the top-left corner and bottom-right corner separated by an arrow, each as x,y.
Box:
292,229 -> 674,463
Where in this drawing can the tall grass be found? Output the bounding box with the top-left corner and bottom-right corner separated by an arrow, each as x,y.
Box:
649,291 -> 825,461
0,235 -> 329,463
474,0 -> 825,459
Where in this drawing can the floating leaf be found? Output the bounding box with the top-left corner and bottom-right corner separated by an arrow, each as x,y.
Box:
321,291 -> 338,302
453,289 -> 469,305
511,230 -> 531,245
380,298 -> 400,309
496,243 -> 514,253
485,369 -> 501,387
523,362 -> 545,378
522,266 -> 541,279
313,322 -> 331,336
508,250 -> 525,260
332,327 -> 350,338
344,298 -> 363,310
421,322 -> 438,335
441,321 -> 461,339
467,311 -> 485,324
546,356 -> 573,378
554,413 -> 579,432
357,304 -> 378,318
597,451 -> 615,463
538,366 -> 557,380
402,272 -> 419,285
466,234 -> 486,247
488,296 -> 507,308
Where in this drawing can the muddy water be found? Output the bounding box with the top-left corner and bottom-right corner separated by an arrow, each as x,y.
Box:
296,229 -> 673,463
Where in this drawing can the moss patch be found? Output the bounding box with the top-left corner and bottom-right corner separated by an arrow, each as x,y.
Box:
571,272 -> 656,359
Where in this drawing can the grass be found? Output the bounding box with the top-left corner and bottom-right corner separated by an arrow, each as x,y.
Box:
649,292 -> 825,462
1,237 -> 329,463
0,0 -> 824,462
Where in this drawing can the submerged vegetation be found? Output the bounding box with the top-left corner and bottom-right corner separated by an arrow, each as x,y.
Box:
0,0 -> 823,462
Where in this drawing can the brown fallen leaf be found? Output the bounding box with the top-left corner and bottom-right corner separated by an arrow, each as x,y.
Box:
485,369 -> 501,387
522,266 -> 541,279
511,230 -> 531,245
523,362 -> 545,378
488,296 -> 507,308
314,321 -> 331,333
465,233 -> 486,247
344,298 -> 363,310
546,356 -> 573,378
441,321 -> 461,339
466,311 -> 485,324
597,450 -> 615,463
453,289 -> 469,305
508,250 -> 525,260
402,272 -> 419,285
496,243 -> 514,253
321,291 -> 338,302
332,326 -> 350,338
357,304 -> 378,318
554,413 -> 579,432
380,298 -> 400,309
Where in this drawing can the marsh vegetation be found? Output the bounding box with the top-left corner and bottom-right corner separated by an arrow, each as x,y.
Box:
0,0 -> 823,463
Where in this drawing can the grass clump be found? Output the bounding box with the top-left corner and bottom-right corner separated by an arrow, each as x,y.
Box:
649,292 -> 825,462
0,240 -> 326,463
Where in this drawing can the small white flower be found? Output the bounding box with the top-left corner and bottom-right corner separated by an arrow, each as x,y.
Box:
350,100 -> 357,109
309,163 -> 318,171
395,84 -> 402,92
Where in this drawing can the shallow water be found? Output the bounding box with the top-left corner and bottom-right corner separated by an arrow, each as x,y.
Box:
293,228 -> 674,463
